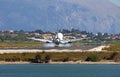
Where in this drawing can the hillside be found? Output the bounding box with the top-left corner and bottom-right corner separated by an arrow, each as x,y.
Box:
0,0 -> 120,33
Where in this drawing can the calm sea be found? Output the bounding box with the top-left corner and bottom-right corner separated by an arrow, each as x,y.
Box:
0,64 -> 120,77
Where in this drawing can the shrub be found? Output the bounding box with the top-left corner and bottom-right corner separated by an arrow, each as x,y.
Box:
62,57 -> 69,62
86,54 -> 100,62
44,55 -> 51,63
107,52 -> 118,60
30,54 -> 42,63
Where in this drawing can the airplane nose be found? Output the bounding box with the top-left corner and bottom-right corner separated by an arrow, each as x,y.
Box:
57,39 -> 59,42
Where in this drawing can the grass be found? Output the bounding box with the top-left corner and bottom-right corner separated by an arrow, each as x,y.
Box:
0,52 -> 120,62
0,41 -> 43,48
103,42 -> 120,51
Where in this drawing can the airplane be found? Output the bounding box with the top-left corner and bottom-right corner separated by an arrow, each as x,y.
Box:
27,32 -> 83,47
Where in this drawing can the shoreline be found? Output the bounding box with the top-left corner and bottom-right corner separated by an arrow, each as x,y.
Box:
0,60 -> 120,64
0,61 -> 30,64
49,60 -> 120,64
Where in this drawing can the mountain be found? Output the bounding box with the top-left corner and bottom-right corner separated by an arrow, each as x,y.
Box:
0,0 -> 120,34
111,0 -> 120,7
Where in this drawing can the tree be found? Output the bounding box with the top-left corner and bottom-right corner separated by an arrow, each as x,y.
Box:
35,29 -> 44,34
16,30 -> 27,41
34,55 -> 42,63
0,36 -> 4,42
61,29 -> 70,34
71,28 -> 80,34
96,32 -> 104,41
44,55 -> 51,63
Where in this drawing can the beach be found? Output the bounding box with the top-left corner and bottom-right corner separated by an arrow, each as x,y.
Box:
0,60 -> 120,64
0,61 -> 30,64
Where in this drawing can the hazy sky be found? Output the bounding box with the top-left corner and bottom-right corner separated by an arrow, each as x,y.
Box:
111,0 -> 120,6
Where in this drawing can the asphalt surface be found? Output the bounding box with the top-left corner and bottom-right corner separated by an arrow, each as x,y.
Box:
38,46 -> 97,50
0,45 -> 105,53
0,45 -> 97,50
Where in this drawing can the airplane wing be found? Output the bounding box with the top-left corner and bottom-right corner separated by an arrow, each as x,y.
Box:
60,40 -> 71,44
27,37 -> 52,43
70,38 -> 82,42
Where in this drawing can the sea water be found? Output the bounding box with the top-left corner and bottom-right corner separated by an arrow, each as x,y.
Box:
0,64 -> 120,77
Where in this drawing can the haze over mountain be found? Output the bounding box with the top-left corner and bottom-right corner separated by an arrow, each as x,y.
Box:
0,0 -> 120,34
111,0 -> 120,6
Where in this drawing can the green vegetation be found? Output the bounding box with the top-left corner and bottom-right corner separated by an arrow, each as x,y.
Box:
0,30 -> 44,48
103,42 -> 120,51
0,29 -> 120,63
86,54 -> 100,62
0,41 -> 43,48
0,29 -> 120,48
0,52 -> 120,63
73,40 -> 102,47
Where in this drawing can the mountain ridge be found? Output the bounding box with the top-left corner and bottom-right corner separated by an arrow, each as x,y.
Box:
0,0 -> 120,34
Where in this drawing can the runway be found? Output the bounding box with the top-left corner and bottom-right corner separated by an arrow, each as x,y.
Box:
0,45 -> 107,54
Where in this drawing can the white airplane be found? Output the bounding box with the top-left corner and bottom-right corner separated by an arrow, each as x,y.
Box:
28,32 -> 82,47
